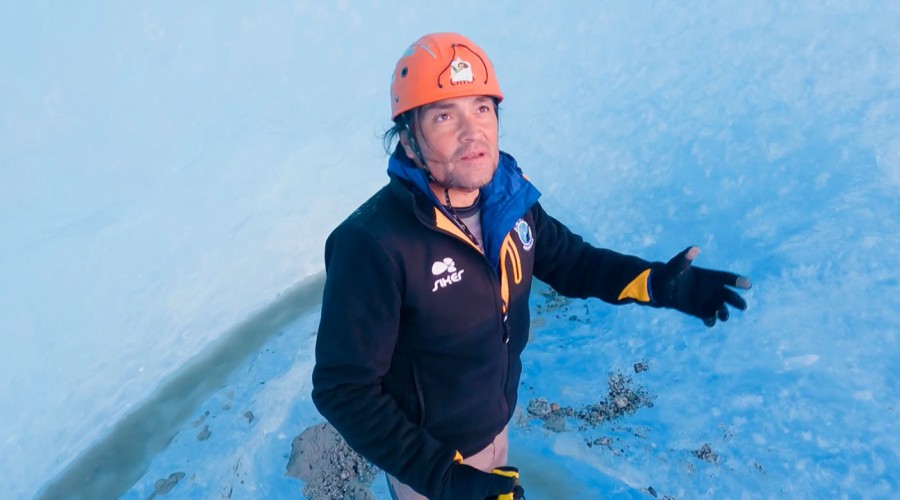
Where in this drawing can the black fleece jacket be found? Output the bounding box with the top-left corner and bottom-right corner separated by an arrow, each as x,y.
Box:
312,172 -> 654,498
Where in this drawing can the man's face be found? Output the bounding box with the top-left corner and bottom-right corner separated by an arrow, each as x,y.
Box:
404,95 -> 500,193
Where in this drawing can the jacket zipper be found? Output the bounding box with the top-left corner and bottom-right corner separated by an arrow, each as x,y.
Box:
500,314 -> 511,421
421,201 -> 515,421
432,222 -> 514,422
411,363 -> 426,426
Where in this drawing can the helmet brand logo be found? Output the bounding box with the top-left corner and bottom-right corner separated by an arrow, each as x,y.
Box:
431,257 -> 465,292
449,57 -> 474,84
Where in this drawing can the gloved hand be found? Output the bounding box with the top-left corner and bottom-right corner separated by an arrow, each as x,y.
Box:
488,467 -> 525,500
440,462 -> 519,499
651,246 -> 752,327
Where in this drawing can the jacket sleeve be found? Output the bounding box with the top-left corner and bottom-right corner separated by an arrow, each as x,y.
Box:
311,223 -> 457,499
531,202 -> 660,305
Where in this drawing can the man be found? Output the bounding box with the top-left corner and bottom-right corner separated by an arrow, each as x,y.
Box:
311,32 -> 751,499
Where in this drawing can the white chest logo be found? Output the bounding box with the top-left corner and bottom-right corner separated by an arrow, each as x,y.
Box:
431,257 -> 465,292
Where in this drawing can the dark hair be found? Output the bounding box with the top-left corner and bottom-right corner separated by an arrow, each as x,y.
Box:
381,97 -> 501,155
382,110 -> 416,155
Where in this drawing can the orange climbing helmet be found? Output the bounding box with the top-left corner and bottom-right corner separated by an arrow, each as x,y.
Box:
390,32 -> 504,120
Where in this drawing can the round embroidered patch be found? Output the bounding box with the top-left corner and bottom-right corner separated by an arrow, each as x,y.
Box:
515,219 -> 534,251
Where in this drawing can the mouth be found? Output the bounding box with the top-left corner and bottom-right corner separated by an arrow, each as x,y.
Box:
459,151 -> 486,161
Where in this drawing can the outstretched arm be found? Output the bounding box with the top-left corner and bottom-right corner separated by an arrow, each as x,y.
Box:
531,204 -> 751,326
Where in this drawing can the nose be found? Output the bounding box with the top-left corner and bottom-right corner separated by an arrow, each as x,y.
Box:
457,113 -> 480,142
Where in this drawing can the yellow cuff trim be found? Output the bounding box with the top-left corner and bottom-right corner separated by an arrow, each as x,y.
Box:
617,268 -> 652,303
491,467 -> 519,480
453,451 -> 464,464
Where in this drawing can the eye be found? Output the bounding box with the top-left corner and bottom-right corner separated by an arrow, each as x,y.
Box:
478,104 -> 491,113
434,112 -> 451,122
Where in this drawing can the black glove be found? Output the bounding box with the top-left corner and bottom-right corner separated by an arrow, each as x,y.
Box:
651,246 -> 752,327
441,462 -> 519,500
488,467 -> 525,500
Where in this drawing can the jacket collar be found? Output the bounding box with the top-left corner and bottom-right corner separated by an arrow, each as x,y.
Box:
387,146 -> 541,271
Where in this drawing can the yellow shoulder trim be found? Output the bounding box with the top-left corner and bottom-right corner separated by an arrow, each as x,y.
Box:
617,268 -> 653,303
453,451 -> 464,463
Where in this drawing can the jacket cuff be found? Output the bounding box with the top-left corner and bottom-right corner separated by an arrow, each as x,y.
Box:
616,268 -> 653,303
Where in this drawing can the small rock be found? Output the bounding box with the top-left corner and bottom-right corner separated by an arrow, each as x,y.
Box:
593,437 -> 612,447
191,411 -> 209,427
754,461 -> 766,475
149,472 -> 185,498
526,398 -> 552,419
542,414 -> 567,433
196,425 -> 211,441
692,443 -> 719,464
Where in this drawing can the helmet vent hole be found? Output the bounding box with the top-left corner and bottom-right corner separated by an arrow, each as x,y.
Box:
400,67 -> 408,78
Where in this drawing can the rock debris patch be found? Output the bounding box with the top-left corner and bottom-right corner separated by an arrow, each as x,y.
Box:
525,371 -> 655,432
533,288 -> 592,324
286,422 -> 379,500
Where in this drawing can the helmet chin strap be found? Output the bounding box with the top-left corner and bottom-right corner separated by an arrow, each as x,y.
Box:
404,123 -> 441,185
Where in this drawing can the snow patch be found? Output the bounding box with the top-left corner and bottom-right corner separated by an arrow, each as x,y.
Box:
781,354 -> 820,370
876,138 -> 900,187
731,394 -> 764,409
852,390 -> 874,402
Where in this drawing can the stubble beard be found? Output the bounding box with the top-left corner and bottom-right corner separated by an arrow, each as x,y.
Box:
438,146 -> 499,192
442,163 -> 497,191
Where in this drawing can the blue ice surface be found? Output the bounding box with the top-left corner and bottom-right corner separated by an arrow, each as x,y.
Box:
126,275 -> 896,499
122,288 -> 650,499
3,0 -> 899,498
